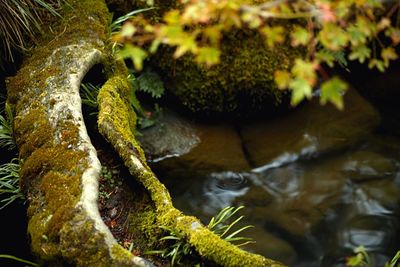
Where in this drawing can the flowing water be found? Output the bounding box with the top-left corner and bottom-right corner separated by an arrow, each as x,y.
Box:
143,88 -> 400,266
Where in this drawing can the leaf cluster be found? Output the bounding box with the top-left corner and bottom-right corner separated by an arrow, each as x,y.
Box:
114,0 -> 400,109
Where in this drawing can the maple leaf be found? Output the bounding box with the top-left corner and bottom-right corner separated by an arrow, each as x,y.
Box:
289,77 -> 313,106
320,77 -> 348,110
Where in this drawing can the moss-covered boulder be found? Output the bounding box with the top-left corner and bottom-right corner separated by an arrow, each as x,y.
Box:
135,0 -> 302,113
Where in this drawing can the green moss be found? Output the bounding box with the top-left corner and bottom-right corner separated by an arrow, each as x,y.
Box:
156,28 -> 301,113
7,0 -> 110,105
134,0 -> 302,113
20,143 -> 88,256
28,209 -> 60,260
14,108 -> 54,159
98,63 -> 149,169
128,207 -> 164,250
5,0 -> 141,265
60,216 -> 112,266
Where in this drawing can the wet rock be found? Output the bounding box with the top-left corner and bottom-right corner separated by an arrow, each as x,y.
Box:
244,158 -> 345,237
235,186 -> 274,208
153,122 -> 250,173
336,215 -> 398,252
342,151 -> 396,182
138,109 -> 200,161
360,179 -> 400,213
241,88 -> 380,168
244,227 -> 297,266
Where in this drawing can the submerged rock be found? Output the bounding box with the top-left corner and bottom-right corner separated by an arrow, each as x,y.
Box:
241,88 -> 380,168
152,122 -> 250,174
245,227 -> 298,266
342,151 -> 396,182
250,158 -> 345,237
138,109 -> 200,162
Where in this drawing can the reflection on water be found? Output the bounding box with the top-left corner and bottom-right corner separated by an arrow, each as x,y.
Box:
154,135 -> 400,266
202,172 -> 250,213
149,89 -> 400,266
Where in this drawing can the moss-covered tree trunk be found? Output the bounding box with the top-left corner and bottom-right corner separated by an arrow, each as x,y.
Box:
6,0 -> 285,266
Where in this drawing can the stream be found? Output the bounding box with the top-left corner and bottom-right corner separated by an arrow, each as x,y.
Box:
140,87 -> 400,266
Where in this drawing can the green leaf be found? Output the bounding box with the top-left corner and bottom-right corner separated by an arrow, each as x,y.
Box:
346,253 -> 365,267
348,45 -> 371,63
368,58 -> 385,72
289,78 -> 313,106
195,47 -> 221,66
388,250 -> 400,267
158,25 -> 185,45
149,39 -> 161,54
318,23 -> 349,51
320,77 -> 348,110
347,24 -> 367,46
355,15 -> 376,38
274,70 -> 291,89
204,26 -> 222,46
111,7 -> 155,31
381,47 -> 398,66
291,59 -> 316,85
0,254 -> 39,267
316,50 -> 336,67
120,23 -> 136,38
117,44 -> 148,71
260,26 -> 285,48
174,34 -> 198,58
164,10 -> 181,25
137,68 -> 165,98
291,26 -> 311,46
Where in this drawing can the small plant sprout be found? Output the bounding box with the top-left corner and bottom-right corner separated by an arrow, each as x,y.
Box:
346,246 -> 372,267
385,250 -> 400,267
346,246 -> 400,267
80,83 -> 99,115
0,158 -> 24,209
148,206 -> 254,265
110,7 -> 155,33
0,254 -> 39,267
208,206 -> 255,247
146,225 -> 196,266
0,104 -> 16,150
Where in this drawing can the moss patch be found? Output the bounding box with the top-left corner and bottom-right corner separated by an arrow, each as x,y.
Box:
6,0 -> 121,265
134,0 -> 302,113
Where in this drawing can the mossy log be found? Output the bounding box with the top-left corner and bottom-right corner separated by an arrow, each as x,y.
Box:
7,0 -> 152,266
97,56 -> 285,267
6,0 -> 285,266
